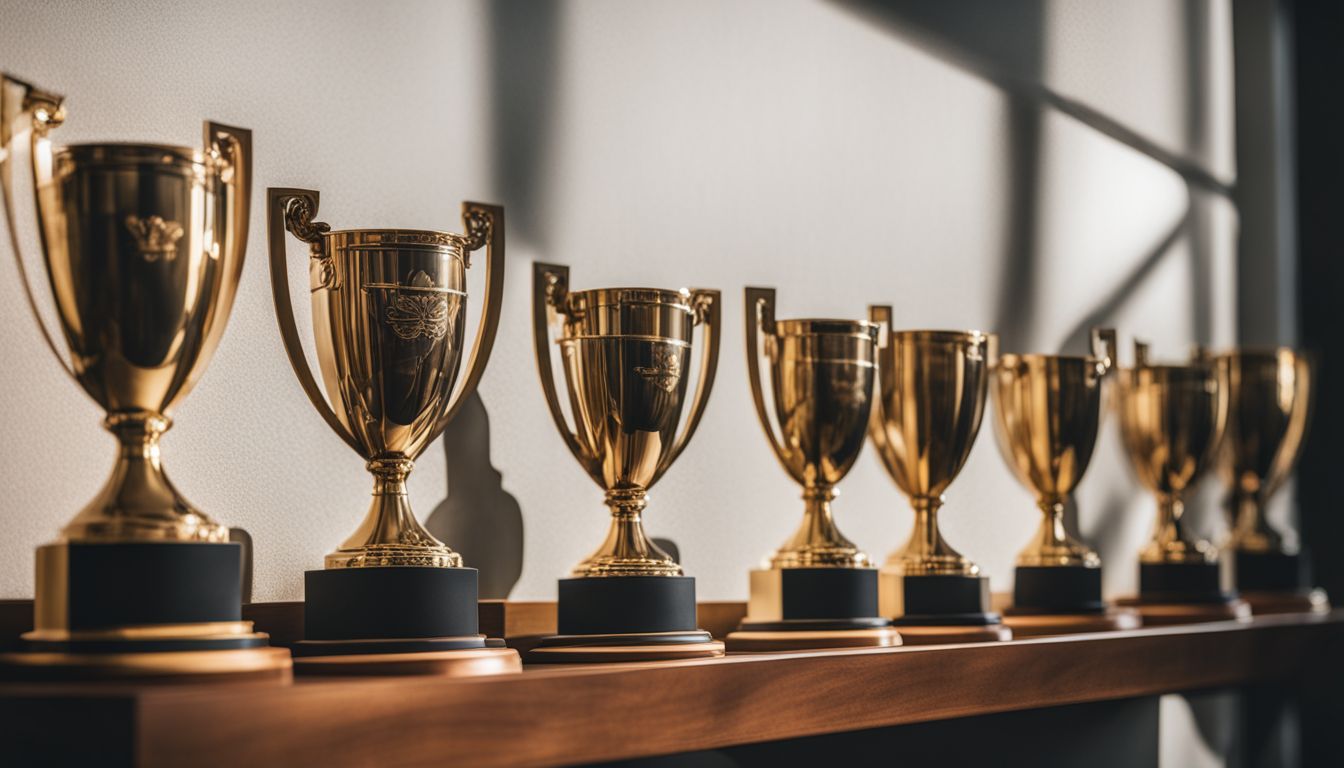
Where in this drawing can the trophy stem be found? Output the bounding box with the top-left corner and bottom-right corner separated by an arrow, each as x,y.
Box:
887,495 -> 978,577
1016,498 -> 1099,568
769,485 -> 870,568
1228,490 -> 1284,554
326,457 -> 461,568
1141,493 -> 1215,565
571,489 -> 682,577
60,410 -> 227,543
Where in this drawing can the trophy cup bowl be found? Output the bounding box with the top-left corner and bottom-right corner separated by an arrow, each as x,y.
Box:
990,329 -> 1140,636
1115,342 -> 1249,624
1217,348 -> 1327,613
529,262 -> 724,662
726,287 -> 899,652
267,188 -> 519,677
0,74 -> 288,680
867,308 -> 1009,643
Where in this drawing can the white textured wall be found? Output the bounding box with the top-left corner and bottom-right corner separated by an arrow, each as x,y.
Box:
0,0 -> 1237,613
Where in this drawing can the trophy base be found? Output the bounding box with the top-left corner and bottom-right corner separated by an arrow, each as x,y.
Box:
890,624 -> 1014,645
529,576 -> 722,663
1235,551 -> 1311,593
1138,562 -> 1230,603
1002,607 -> 1142,638
729,567 -> 894,651
1114,595 -> 1252,626
0,541 -> 291,682
1242,589 -> 1331,616
880,573 -> 1009,644
296,566 -> 518,676
726,623 -> 901,652
1011,565 -> 1106,614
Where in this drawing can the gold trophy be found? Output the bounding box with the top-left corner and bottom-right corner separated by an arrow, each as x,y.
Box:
529,262 -> 724,662
726,288 -> 900,652
990,330 -> 1141,636
1217,348 -> 1328,614
1115,342 -> 1250,624
867,310 -> 1012,644
268,188 -> 519,676
0,74 -> 289,679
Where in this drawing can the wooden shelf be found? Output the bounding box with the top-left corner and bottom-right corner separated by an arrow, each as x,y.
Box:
1,611 -> 1339,767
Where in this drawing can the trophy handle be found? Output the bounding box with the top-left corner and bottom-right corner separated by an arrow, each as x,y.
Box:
426,202 -> 507,446
0,73 -> 75,380
866,305 -> 900,479
531,261 -> 589,464
266,187 -> 361,453
1090,327 -> 1117,377
744,287 -> 796,474
661,288 -> 721,472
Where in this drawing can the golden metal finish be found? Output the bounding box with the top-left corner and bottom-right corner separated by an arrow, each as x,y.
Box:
745,287 -> 878,568
1117,342 -> 1230,565
990,329 -> 1116,568
268,189 -> 505,568
1,73 -> 249,543
1216,348 -> 1313,555
867,309 -> 995,577
532,263 -> 720,578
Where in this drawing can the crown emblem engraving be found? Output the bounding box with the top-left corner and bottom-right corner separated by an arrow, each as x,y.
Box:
635,347 -> 682,393
125,215 -> 185,262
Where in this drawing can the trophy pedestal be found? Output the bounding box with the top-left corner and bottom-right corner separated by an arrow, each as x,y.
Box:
529,577 -> 725,662
726,568 -> 900,652
1114,562 -> 1252,626
879,572 -> 1011,645
293,566 -> 520,676
1234,552 -> 1331,614
1000,565 -> 1139,636
0,542 -> 291,682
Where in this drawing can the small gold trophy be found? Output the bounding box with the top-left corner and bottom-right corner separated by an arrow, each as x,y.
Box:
1115,342 -> 1250,624
1217,348 -> 1327,614
529,262 -> 724,662
990,330 -> 1141,636
0,74 -> 289,679
268,188 -> 519,676
867,310 -> 1012,644
726,288 -> 900,652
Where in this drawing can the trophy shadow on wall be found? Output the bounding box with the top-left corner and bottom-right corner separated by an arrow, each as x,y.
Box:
426,392 -> 524,600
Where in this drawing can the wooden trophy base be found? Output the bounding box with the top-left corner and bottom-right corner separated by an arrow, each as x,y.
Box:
894,624 -> 1013,645
294,646 -> 521,677
1114,596 -> 1252,626
725,626 -> 901,653
527,632 -> 725,663
0,646 -> 292,683
1242,589 -> 1330,616
1002,608 -> 1142,638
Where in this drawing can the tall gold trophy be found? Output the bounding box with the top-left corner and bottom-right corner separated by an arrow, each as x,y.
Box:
0,74 -> 289,680
530,262 -> 724,662
1217,348 -> 1327,614
990,330 -> 1141,636
867,310 -> 1012,644
268,188 -> 519,676
726,288 -> 900,652
1115,342 -> 1250,624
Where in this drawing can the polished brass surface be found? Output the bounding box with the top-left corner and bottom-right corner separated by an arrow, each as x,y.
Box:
1117,342 -> 1229,565
1,73 -> 250,543
745,287 -> 878,568
269,189 -> 505,568
533,263 -> 720,578
1216,348 -> 1313,555
991,329 -> 1116,568
867,308 -> 995,577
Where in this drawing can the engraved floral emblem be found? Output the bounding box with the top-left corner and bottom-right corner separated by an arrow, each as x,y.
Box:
380,271 -> 453,341
125,215 -> 184,262
635,347 -> 682,392
831,371 -> 867,408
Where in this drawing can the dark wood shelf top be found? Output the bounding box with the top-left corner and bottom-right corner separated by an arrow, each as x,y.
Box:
2,612 -> 1339,768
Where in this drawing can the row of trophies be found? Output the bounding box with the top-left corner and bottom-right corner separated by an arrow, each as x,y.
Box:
0,75 -> 1326,682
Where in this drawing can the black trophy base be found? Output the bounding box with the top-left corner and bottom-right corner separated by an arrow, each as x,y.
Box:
1138,562 -> 1236,604
880,572 -> 1010,644
294,566 -> 518,676
0,541 -> 291,682
728,568 -> 899,651
1234,552 -> 1330,615
529,577 -> 724,663
1009,565 -> 1106,614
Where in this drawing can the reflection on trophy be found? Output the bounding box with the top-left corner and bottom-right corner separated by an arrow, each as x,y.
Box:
0,74 -> 289,680
1217,348 -> 1328,614
867,310 -> 1012,644
725,288 -> 900,652
268,188 -> 519,676
1115,342 -> 1250,624
530,262 -> 724,662
990,329 -> 1141,636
